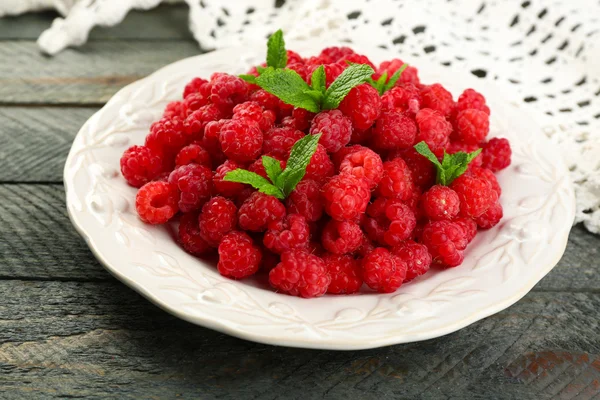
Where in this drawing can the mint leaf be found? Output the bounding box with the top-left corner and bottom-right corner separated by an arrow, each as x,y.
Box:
369,71 -> 388,95
322,63 -> 375,109
256,65 -> 266,74
239,74 -> 257,84
277,134 -> 321,196
444,149 -> 482,183
262,155 -> 283,184
383,63 -> 408,92
310,65 -> 326,93
223,169 -> 284,199
414,141 -> 482,185
256,68 -> 320,113
266,29 -> 287,69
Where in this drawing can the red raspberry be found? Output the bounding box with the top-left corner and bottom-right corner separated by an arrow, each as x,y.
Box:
269,250 -> 331,298
420,83 -> 454,117
232,101 -> 275,132
469,166 -> 501,196
363,197 -> 416,246
377,59 -> 420,86
421,220 -> 468,267
145,116 -> 187,159
456,88 -> 490,115
403,186 -> 423,217
277,100 -> 295,119
213,160 -> 245,198
338,53 -> 376,69
238,191 -> 286,231
120,145 -> 164,187
415,108 -> 452,150
362,248 -> 407,293
451,174 -> 497,218
354,234 -> 376,258
163,101 -> 184,119
454,109 -> 489,145
323,254 -> 363,294
306,63 -> 345,87
263,214 -> 310,254
454,217 -> 477,243
318,46 -> 355,63
283,108 -> 315,131
380,84 -> 421,114
349,127 -> 372,145
219,119 -> 263,162
235,187 -> 256,208
339,147 -> 383,189
135,181 -> 178,224
263,127 -> 305,157
390,147 -> 436,188
321,219 -> 363,254
248,155 -> 286,180
217,231 -> 261,279
376,158 -> 414,200
182,92 -> 210,116
332,145 -> 366,169
286,180 -> 323,222
286,50 -> 304,65
202,120 -> 226,164
168,164 -> 213,213
249,89 -> 280,112
183,104 -> 224,141
322,174 -> 370,221
210,73 -> 248,111
304,144 -> 335,183
198,196 -> 237,246
338,83 -> 381,131
421,185 -> 460,221
392,240 -> 431,282
175,143 -> 211,168
475,202 -> 503,229
309,110 -> 353,153
373,111 -> 417,150
183,77 -> 211,99
286,62 -> 308,81
482,138 -> 511,172
179,212 -> 212,255
446,141 -> 483,168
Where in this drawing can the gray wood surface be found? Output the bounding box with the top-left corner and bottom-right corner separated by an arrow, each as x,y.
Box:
0,5 -> 598,399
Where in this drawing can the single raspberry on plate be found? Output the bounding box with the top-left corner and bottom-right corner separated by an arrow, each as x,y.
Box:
482,137 -> 511,172
202,120 -> 226,164
232,101 -> 275,132
362,247 -> 407,293
217,231 -> 262,279
286,179 -> 323,222
248,155 -> 286,180
446,141 -> 483,168
182,91 -> 210,116
306,63 -> 345,87
183,77 -> 211,99
380,84 -> 421,114
390,147 -> 436,188
475,202 -> 503,229
392,240 -> 432,282
249,89 -> 280,112
145,116 -> 187,158
339,147 -> 383,189
184,104 -> 224,141
454,109 -> 490,145
454,217 -> 478,243
120,145 -> 164,187
469,166 -> 501,196
456,88 -> 490,115
420,83 -> 454,117
269,250 -> 331,298
304,144 -> 335,183
175,143 -> 211,168
338,83 -> 381,131
213,159 -> 246,198
163,101 -> 184,119
168,164 -> 213,213
421,220 -> 468,267
377,59 -> 420,86
363,197 -> 416,246
321,219 -> 363,254
135,181 -> 179,224
263,213 -> 310,254
421,185 -> 460,221
373,111 -> 417,150
322,174 -> 370,221
219,119 -> 263,162
309,110 -> 353,153
198,196 -> 237,246
451,174 -> 497,218
178,212 -> 212,255
376,158 -> 414,200
238,191 -> 286,231
210,73 -> 248,111
263,127 -> 305,157
415,108 -> 452,150
323,253 -> 363,294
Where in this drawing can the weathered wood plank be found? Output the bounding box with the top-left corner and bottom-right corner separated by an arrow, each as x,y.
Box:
0,281 -> 598,399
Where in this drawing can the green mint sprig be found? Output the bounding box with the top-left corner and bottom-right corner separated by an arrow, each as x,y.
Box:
368,63 -> 408,95
414,141 -> 482,186
223,134 -> 321,199
239,29 -> 287,85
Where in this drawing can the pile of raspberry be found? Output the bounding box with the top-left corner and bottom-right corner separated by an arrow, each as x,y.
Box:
120,46 -> 511,298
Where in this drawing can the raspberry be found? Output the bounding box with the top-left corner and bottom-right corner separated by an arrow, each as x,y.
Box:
376,158 -> 414,200
217,231 -> 261,279
213,160 -> 246,198
456,88 -> 490,115
469,166 -> 501,196
210,73 -> 248,111
446,141 -> 483,168
482,138 -> 511,172
168,164 -> 213,213
421,185 -> 460,221
135,181 -> 178,224
420,83 -> 454,117
238,191 -> 286,231
350,127 -> 372,145
263,214 -> 310,254
183,77 -> 211,99
182,92 -> 210,116
421,220 -> 468,267
198,196 -> 237,246
178,212 -> 211,255
318,46 -> 355,63
475,202 -> 503,229
263,127 -> 305,157
392,240 -> 431,282
323,254 -> 363,294
390,147 -> 436,188
363,198 -> 416,246
380,84 -> 421,114
248,155 -> 286,179
163,101 -> 184,118
286,62 -> 308,81
286,50 -> 304,65
202,120 -> 226,163
454,217 -> 477,243
362,248 -> 407,293
373,111 -> 417,150
286,179 -> 323,222
219,119 -> 263,162
145,116 -> 187,159
415,108 -> 452,150
285,108 -> 315,131
175,144 -> 211,168
454,109 -> 489,145
235,187 -> 256,208
120,145 -> 164,187
322,174 -> 370,221
377,59 -> 420,86
309,110 -> 353,152
249,89 -> 280,112
184,104 -> 224,141
450,174 -> 497,218
269,250 -> 331,298
354,234 -> 376,258
232,101 -> 275,132
306,63 -> 345,87
338,83 -> 381,131
332,145 -> 366,169
304,144 -> 335,183
339,147 -> 383,189
339,53 -> 376,70
321,219 -> 363,254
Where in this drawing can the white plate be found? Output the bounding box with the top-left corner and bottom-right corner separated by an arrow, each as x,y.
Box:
64,41 -> 575,350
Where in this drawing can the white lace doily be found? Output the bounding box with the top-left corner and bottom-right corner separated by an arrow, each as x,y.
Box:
3,0 -> 600,233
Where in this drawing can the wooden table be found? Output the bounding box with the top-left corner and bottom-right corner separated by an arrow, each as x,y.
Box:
1,5 -> 599,399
